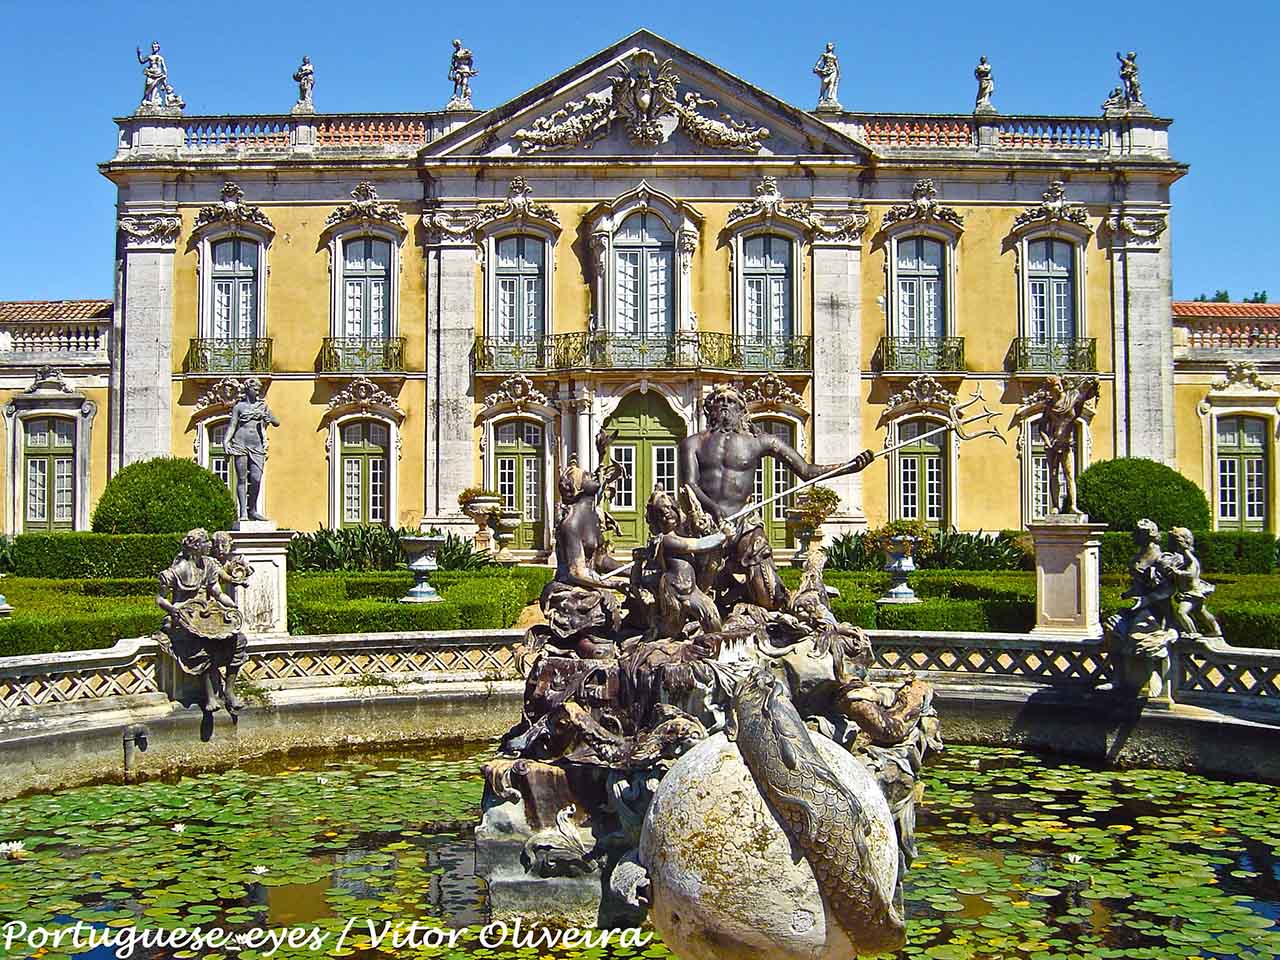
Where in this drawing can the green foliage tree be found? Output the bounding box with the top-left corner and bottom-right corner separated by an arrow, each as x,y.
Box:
1076,458 -> 1211,531
1194,290 -> 1231,302
1245,290 -> 1269,304
91,457 -> 237,534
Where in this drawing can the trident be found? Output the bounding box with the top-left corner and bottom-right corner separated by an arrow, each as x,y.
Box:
603,387 -> 1006,578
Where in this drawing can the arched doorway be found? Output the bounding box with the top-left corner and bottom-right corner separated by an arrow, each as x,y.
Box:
601,391 -> 687,547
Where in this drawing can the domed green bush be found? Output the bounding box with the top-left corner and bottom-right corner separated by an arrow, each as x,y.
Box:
1076,458 -> 1210,531
91,457 -> 237,534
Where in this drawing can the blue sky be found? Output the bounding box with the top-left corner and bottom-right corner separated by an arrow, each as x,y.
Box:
1,0 -> 1276,302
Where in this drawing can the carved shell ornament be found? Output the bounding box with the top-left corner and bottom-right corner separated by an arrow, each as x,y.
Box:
882,179 -> 965,230
194,182 -> 274,234
886,375 -> 958,414
1012,180 -> 1090,232
483,374 -> 550,413
742,372 -> 804,409
515,49 -> 770,154
325,182 -> 404,230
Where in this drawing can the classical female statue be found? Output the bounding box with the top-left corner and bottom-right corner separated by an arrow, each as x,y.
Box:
224,378 -> 279,522
137,41 -> 169,106
292,55 -> 315,108
813,42 -> 841,108
974,56 -> 995,112
156,529 -> 248,714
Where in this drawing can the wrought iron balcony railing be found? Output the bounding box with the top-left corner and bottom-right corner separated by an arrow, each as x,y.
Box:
878,336 -> 966,373
320,336 -> 406,373
185,337 -> 272,374
1012,337 -> 1098,373
473,332 -> 813,373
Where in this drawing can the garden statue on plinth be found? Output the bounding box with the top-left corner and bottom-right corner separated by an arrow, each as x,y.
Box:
1106,520 -> 1222,700
475,383 -> 1009,956
225,378 -> 279,524
156,528 -> 249,719
1011,375 -> 1100,517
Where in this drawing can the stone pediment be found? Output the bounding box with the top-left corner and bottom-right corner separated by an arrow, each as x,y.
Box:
422,30 -> 870,161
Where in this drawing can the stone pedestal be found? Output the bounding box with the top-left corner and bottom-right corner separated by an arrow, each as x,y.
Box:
1028,516 -> 1108,638
228,523 -> 294,635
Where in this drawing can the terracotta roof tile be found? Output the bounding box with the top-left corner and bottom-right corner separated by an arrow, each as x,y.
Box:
1172,300 -> 1280,319
0,300 -> 113,323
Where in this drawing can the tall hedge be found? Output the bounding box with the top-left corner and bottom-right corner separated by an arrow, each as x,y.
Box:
1077,458 -> 1211,531
12,533 -> 183,579
92,457 -> 237,534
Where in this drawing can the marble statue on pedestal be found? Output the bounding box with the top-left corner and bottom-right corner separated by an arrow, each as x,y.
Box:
1117,50 -> 1143,106
447,39 -> 478,110
1011,376 -> 1099,515
813,42 -> 841,110
292,56 -> 315,112
974,56 -> 995,113
136,41 -> 184,112
225,378 -> 279,522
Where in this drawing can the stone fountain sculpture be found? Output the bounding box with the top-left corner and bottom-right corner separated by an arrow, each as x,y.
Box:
477,384 -> 956,958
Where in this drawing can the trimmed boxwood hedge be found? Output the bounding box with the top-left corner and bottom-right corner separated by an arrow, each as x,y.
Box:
92,457 -> 237,534
1099,530 -> 1276,575
1077,458 -> 1211,531
12,533 -> 183,579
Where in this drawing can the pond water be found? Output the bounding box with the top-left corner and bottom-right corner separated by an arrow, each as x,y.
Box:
0,744 -> 1277,960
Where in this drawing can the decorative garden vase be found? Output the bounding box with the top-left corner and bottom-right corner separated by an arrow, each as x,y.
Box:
492,512 -> 521,566
786,509 -> 824,568
462,495 -> 502,552
879,534 -> 921,604
399,534 -> 446,603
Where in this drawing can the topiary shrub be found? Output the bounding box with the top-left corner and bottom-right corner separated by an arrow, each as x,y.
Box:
92,458 -> 237,534
1076,458 -> 1210,531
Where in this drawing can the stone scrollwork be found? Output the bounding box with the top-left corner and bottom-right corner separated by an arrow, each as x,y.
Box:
21,366 -> 74,397
1012,180 -> 1091,234
423,205 -> 481,245
474,178 -> 561,234
1108,211 -> 1167,247
741,371 -> 804,409
118,213 -> 182,247
324,182 -> 405,232
194,377 -> 251,414
724,176 -> 868,244
881,178 -> 965,231
884,375 -> 959,419
326,377 -> 404,422
1212,360 -> 1274,394
194,182 -> 274,235
482,374 -> 551,414
515,49 -> 769,154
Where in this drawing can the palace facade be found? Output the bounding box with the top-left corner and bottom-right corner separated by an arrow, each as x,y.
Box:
5,31 -> 1192,551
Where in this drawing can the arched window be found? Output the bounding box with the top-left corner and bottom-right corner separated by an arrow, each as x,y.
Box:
340,420 -> 390,527
753,418 -> 797,547
23,416 -> 75,532
341,237 -> 393,339
495,236 -> 546,342
897,418 -> 946,529
894,237 -> 945,340
210,237 -> 259,340
1216,415 -> 1269,531
743,235 -> 793,341
1027,238 -> 1076,343
202,420 -> 236,493
613,213 -> 673,338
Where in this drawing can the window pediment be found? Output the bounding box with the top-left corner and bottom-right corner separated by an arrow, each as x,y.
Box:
725,177 -> 867,244
474,178 -> 561,239
1009,181 -> 1092,241
879,375 -> 959,426
323,377 -> 405,425
880,178 -> 965,237
322,182 -> 406,239
193,182 -> 274,239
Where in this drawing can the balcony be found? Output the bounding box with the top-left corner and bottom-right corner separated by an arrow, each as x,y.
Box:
320,337 -> 406,374
877,336 -> 965,374
1011,337 -> 1097,373
185,337 -> 272,374
473,332 -> 813,373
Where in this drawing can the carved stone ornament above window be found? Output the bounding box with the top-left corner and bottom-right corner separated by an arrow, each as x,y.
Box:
741,371 -> 804,409
885,375 -> 959,417
194,377 -> 252,413
1212,360 -> 1274,394
473,178 -> 561,236
515,49 -> 770,154
324,182 -> 405,232
21,365 -> 74,397
1011,180 -> 1091,234
423,205 -> 482,245
482,374 -> 551,414
326,377 -> 405,423
1107,211 -> 1167,247
193,182 -> 274,236
118,213 -> 182,247
881,178 -> 965,231
725,178 -> 869,243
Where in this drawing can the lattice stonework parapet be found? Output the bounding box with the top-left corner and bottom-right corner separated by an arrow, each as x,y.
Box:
881,178 -> 965,231
324,181 -> 405,232
0,658 -> 161,710
238,642 -> 518,683
194,182 -> 274,235
872,636 -> 1113,685
1012,180 -> 1091,233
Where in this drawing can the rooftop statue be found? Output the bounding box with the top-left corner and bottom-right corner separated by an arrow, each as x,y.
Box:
974,55 -> 995,113
136,41 -> 184,113
813,42 -> 841,110
1117,50 -> 1143,106
292,55 -> 315,112
225,378 -> 279,523
447,38 -> 478,110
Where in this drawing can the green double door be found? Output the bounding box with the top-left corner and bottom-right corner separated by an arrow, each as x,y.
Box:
603,393 -> 686,548
494,419 -> 546,552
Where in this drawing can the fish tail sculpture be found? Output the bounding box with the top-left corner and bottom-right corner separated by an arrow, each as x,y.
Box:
728,666 -> 905,953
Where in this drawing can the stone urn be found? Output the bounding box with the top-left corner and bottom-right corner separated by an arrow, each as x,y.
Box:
399,533 -> 446,603
492,511 -> 522,565
879,534 -> 921,604
785,508 -> 824,568
461,494 -> 502,552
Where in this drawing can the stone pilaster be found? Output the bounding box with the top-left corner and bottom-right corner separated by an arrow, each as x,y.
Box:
115,212 -> 181,469
423,238 -> 479,535
810,222 -> 867,533
1109,207 -> 1175,464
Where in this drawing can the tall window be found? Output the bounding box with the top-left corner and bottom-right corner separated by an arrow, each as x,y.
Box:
898,418 -> 945,528
611,445 -> 636,509
613,213 -> 673,337
1217,416 -> 1269,531
340,420 -> 390,526
1027,238 -> 1075,341
206,421 -> 236,492
1030,419 -> 1077,520
895,237 -> 945,339
743,235 -> 793,340
342,237 -> 392,339
495,236 -> 545,342
210,238 -> 259,340
23,417 -> 75,532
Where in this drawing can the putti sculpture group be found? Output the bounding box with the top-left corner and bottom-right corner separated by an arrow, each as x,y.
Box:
475,384 -> 1000,958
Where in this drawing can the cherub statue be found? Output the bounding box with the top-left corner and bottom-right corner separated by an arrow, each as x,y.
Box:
644,487 -> 733,640
1010,376 -> 1099,515
1164,527 -> 1222,638
156,529 -> 248,715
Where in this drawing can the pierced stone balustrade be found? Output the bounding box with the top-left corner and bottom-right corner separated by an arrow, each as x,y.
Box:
0,321 -> 109,366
